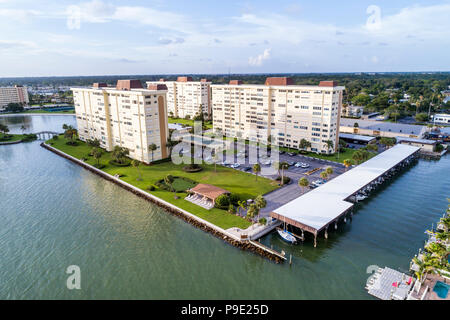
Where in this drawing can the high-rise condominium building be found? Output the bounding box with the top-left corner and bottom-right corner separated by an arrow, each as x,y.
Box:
211,78 -> 345,154
72,80 -> 169,164
146,77 -> 211,119
0,85 -> 29,110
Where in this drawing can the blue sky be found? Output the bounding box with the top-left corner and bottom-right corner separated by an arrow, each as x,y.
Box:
0,0 -> 449,77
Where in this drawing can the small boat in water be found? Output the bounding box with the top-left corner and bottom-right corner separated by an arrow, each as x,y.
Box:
277,228 -> 297,244
356,194 -> 368,202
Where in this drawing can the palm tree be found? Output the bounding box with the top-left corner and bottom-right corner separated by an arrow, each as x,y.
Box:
325,166 -> 334,176
280,162 -> 289,186
320,171 -> 328,181
112,146 -> 129,164
343,159 -> 353,171
213,152 -> 219,173
299,138 -> 311,152
63,124 -> 77,144
20,125 -> 27,133
91,147 -> 102,167
298,177 -> 309,193
148,143 -> 157,162
246,203 -> 258,222
324,140 -> 334,154
252,163 -> 261,181
131,159 -> 142,181
237,200 -> 247,216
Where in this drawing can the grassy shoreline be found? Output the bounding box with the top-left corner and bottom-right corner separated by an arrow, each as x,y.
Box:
46,136 -> 279,229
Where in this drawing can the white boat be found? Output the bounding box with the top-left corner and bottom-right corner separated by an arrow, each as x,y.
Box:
356,194 -> 367,202
277,229 -> 297,244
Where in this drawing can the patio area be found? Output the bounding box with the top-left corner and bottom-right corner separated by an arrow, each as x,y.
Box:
185,184 -> 230,210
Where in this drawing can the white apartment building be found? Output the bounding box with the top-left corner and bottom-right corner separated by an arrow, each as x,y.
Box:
72,80 -> 169,164
211,78 -> 345,153
343,105 -> 364,118
0,85 -> 29,110
146,77 -> 211,119
432,114 -> 450,125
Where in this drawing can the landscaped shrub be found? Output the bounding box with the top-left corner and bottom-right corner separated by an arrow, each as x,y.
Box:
21,134 -> 37,142
183,163 -> 203,172
147,185 -> 156,191
229,193 -> 240,206
214,194 -> 230,209
93,163 -> 105,169
155,176 -> 197,192
259,217 -> 267,225
275,176 -> 291,184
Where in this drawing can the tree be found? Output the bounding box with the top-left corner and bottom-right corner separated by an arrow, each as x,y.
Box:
20,125 -> 27,133
379,137 -> 395,149
237,200 -> 247,216
324,140 -> 334,154
91,147 -> 102,167
353,122 -> 359,128
320,171 -> 328,181
228,204 -> 236,214
365,143 -> 378,152
112,146 -> 129,164
254,195 -> 267,223
299,138 -> 311,151
63,124 -> 77,144
86,138 -> 100,147
0,124 -> 9,136
212,152 -> 219,173
352,149 -> 370,164
148,143 -> 157,162
325,166 -> 334,176
164,174 -> 175,193
252,163 -> 261,181
131,159 -> 142,181
343,159 -> 353,171
246,203 -> 258,221
5,102 -> 24,113
298,177 -> 309,193
280,162 -> 289,186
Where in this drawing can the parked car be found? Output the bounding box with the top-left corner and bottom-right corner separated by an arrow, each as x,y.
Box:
294,162 -> 302,167
231,163 -> 240,168
279,151 -> 285,155
288,152 -> 296,156
301,163 -> 310,168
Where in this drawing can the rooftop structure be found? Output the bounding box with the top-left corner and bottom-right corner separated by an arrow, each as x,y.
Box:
340,118 -> 427,138
339,133 -> 376,143
270,144 -> 420,243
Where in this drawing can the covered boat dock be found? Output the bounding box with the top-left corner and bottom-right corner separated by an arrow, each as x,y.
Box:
270,144 -> 420,246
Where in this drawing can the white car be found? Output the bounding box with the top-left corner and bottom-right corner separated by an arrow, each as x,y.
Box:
231,163 -> 240,168
301,163 -> 310,168
294,162 -> 302,168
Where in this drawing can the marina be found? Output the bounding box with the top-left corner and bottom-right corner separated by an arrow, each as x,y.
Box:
270,144 -> 420,246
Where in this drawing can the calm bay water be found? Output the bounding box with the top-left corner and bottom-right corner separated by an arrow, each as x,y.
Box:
0,114 -> 449,299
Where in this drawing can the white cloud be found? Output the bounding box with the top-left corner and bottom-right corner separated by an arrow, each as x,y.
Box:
249,48 -> 271,66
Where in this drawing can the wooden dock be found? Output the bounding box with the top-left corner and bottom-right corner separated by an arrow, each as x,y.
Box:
249,240 -> 287,260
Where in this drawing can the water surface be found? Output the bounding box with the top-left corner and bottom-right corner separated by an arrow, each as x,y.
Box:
0,115 -> 448,299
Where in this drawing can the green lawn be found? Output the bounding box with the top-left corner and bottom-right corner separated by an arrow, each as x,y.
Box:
46,136 -> 279,229
0,133 -> 26,142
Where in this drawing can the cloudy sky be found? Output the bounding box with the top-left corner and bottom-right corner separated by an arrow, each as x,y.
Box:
0,0 -> 449,77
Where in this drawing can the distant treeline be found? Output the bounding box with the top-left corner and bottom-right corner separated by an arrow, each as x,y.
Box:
1,72 -> 450,116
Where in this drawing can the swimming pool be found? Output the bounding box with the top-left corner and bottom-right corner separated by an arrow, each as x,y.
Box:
433,281 -> 450,299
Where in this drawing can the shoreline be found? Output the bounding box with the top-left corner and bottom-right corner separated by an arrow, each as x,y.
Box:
40,142 -> 285,263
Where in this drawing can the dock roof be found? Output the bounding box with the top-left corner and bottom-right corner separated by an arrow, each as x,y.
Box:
340,118 -> 426,136
271,144 -> 420,233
